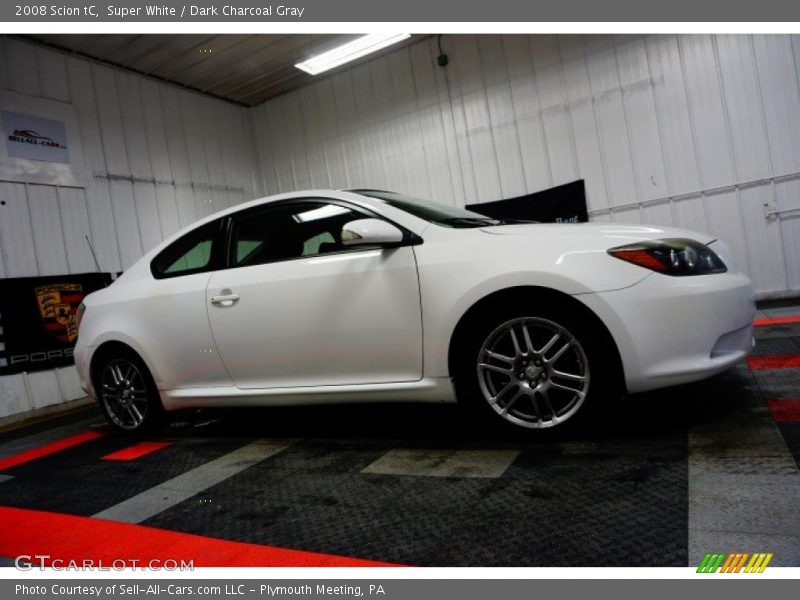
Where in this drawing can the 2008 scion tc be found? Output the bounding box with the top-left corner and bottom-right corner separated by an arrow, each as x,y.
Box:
75,190 -> 755,435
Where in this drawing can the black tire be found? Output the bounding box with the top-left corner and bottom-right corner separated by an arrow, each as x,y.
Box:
93,348 -> 167,436
452,300 -> 618,436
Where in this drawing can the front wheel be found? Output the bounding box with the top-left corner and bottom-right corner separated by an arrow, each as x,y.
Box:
95,352 -> 166,435
455,307 -> 612,434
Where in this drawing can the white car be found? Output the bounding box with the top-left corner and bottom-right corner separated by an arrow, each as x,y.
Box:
74,189 -> 755,434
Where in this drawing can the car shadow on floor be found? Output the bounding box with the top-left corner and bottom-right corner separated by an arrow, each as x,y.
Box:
158,363 -> 755,448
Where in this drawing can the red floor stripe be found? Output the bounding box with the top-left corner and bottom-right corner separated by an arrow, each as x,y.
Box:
0,431 -> 105,472
766,398 -> 800,423
0,506 -> 401,567
747,354 -> 800,370
102,441 -> 172,461
753,315 -> 800,327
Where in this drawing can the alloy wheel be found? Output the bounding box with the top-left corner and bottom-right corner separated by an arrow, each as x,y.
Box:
476,317 -> 590,429
100,358 -> 149,431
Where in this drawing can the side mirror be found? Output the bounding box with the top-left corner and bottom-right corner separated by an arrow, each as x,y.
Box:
341,218 -> 404,247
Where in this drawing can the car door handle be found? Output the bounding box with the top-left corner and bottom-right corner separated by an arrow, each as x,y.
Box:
210,293 -> 240,306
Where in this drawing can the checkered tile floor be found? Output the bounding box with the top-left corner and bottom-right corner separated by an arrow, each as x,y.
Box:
0,300 -> 798,567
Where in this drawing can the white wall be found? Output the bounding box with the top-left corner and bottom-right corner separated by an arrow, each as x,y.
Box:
0,37 -> 260,419
252,34 -> 800,299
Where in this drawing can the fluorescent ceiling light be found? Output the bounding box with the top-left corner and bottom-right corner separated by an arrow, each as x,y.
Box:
295,33 -> 411,76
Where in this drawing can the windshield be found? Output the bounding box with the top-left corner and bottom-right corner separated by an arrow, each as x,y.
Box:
352,190 -> 518,228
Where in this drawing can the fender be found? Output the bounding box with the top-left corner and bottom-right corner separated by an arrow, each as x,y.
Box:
412,231 -> 651,379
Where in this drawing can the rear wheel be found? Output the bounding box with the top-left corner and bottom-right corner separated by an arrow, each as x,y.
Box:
454,304 -> 614,434
95,352 -> 165,435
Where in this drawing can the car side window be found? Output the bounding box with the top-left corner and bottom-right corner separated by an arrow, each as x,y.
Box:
151,221 -> 220,278
230,201 -> 368,268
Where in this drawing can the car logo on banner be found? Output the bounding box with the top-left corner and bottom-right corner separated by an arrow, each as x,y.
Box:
35,284 -> 83,344
8,129 -> 66,150
2,110 -> 71,164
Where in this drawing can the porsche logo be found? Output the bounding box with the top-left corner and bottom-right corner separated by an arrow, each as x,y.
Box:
35,284 -> 83,344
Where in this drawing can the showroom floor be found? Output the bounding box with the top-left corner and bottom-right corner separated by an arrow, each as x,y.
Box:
0,302 -> 798,567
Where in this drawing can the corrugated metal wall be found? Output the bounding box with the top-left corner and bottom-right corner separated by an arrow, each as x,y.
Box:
252,34 -> 800,299
0,37 -> 260,418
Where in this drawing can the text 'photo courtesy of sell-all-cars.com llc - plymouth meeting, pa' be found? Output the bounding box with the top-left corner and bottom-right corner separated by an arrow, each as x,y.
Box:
74,188 -> 756,435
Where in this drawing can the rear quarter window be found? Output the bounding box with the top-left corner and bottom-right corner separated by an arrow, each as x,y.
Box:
151,220 -> 221,279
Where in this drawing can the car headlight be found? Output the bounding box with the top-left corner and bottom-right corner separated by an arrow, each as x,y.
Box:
76,302 -> 86,334
607,238 -> 727,276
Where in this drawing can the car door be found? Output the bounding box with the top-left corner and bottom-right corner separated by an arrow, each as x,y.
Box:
206,199 -> 423,389
145,218 -> 232,389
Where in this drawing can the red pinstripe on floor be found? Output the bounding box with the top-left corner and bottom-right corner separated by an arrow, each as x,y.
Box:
766,398 -> 800,423
753,315 -> 800,327
0,431 -> 105,472
0,506 -> 402,567
747,355 -> 800,370
102,441 -> 172,461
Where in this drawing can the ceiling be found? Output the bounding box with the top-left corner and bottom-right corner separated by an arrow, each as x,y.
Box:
24,34 -> 424,106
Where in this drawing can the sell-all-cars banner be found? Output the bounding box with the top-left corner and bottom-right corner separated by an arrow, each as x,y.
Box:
0,272 -> 113,375
467,179 -> 588,224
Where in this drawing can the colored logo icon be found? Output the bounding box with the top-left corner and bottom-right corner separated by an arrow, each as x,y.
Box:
697,552 -> 773,573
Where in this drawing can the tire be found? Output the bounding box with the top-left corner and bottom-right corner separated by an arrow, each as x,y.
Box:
453,301 -> 616,436
94,349 -> 166,436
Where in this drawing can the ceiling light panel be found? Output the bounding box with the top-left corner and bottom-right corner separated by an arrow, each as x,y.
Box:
295,33 -> 411,76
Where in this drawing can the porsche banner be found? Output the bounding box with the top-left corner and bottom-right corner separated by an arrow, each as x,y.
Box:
467,179 -> 588,223
0,273 -> 112,375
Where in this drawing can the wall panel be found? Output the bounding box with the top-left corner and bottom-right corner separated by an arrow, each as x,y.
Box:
410,38 -> 463,204
502,36 -> 552,196
756,36 -> 800,175
679,35 -> 735,188
615,35 -> 668,202
716,35 -> 771,181
739,184 -> 786,292
57,186 -> 95,273
645,35 -> 701,196
529,36 -> 577,189
27,184 -> 69,276
559,36 -> 608,210
36,45 -> 69,102
0,182 -> 38,276
479,36 -> 527,200
672,196 -> 707,233
775,179 -> 800,290
5,37 -> 41,96
66,55 -> 122,274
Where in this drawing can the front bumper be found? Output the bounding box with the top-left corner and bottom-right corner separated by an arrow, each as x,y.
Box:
73,340 -> 96,401
578,271 -> 756,394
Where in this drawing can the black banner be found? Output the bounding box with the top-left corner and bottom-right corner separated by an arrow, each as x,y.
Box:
0,272 -> 112,375
468,180 -> 588,224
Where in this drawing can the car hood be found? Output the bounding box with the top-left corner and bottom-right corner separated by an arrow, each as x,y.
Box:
479,222 -> 717,246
